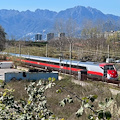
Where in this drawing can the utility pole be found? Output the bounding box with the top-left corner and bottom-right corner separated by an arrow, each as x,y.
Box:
108,44 -> 110,62
59,52 -> 63,74
28,46 -> 30,58
69,43 -> 72,74
46,43 -> 48,57
19,44 -> 21,57
59,56 -> 61,73
14,43 -> 16,54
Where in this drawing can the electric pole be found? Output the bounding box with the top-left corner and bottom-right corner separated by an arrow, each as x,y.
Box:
69,43 -> 72,74
46,43 -> 48,57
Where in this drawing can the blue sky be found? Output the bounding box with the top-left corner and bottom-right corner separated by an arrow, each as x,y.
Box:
0,0 -> 120,16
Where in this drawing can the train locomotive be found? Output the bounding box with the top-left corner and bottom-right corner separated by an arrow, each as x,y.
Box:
9,53 -> 118,80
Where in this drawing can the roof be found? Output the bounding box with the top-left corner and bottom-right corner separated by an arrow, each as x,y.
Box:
9,53 -> 110,68
99,63 -> 113,67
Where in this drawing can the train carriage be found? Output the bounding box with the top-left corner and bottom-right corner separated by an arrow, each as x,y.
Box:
9,53 -> 118,80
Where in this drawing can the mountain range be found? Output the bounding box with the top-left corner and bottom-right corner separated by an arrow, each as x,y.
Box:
0,6 -> 120,40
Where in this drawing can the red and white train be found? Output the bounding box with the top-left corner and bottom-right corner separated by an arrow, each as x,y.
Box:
9,53 -> 118,80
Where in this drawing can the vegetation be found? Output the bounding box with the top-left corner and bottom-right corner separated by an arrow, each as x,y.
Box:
0,18 -> 120,62
3,38 -> 120,62
0,19 -> 119,62
0,76 -> 120,119
0,79 -> 56,119
3,31 -> 120,63
0,25 -> 6,51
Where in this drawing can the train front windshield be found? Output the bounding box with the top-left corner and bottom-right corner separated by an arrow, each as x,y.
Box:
105,65 -> 115,70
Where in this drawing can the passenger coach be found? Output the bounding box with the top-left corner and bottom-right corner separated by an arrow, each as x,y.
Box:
9,53 -> 118,80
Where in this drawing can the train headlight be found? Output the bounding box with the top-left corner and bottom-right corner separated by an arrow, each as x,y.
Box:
109,74 -> 113,77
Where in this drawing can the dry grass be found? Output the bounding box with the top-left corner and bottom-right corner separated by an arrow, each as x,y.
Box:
4,46 -> 59,58
0,75 -> 119,119
45,76 -> 116,120
4,80 -> 29,101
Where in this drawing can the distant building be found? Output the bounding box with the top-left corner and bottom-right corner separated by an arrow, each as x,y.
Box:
104,31 -> 120,39
58,33 -> 65,38
35,33 -> 42,41
47,33 -> 54,41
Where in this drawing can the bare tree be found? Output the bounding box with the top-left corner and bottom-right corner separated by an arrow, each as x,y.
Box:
65,18 -> 78,43
54,18 -> 65,34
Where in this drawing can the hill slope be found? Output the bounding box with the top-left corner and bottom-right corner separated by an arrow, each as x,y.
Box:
0,6 -> 120,39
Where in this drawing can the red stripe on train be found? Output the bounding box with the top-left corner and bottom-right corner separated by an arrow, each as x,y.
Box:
87,71 -> 103,76
22,59 -> 103,76
21,59 -> 82,72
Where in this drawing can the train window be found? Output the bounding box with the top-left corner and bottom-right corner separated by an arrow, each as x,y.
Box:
41,61 -> 47,63
71,65 -> 77,68
104,65 -> 114,70
61,63 -> 64,66
64,64 -> 69,67
53,63 -> 59,65
100,67 -> 104,69
78,66 -> 86,70
49,62 -> 56,65
26,58 -> 30,60
39,60 -> 47,63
